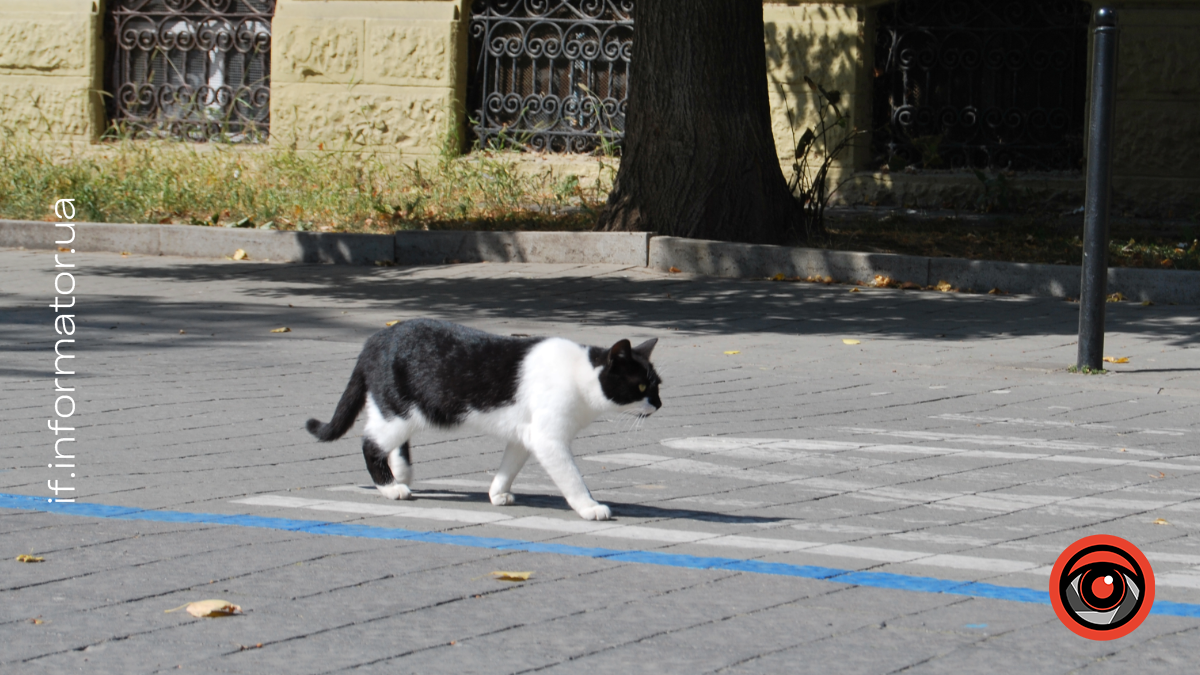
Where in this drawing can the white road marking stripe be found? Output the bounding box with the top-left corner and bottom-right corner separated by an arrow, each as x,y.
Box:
834,428 -> 1125,452
422,478 -> 559,491
233,495 -> 511,524
658,438 -> 1200,473
932,414 -> 1188,437
1156,573 -> 1200,590
496,516 -> 623,535
231,494 -> 1198,587
584,453 -> 795,484
661,437 -> 864,452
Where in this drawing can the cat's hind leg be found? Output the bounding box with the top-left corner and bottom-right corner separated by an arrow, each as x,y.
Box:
362,437 -> 411,500
489,441 -> 529,506
363,396 -> 415,500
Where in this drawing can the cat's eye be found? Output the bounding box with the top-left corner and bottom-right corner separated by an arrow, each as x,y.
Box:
638,384 -> 647,392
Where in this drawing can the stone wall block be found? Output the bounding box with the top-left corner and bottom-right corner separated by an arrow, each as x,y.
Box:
769,89 -> 859,165
367,20 -> 456,86
271,84 -> 452,152
0,78 -> 93,138
1112,102 -> 1200,180
764,20 -> 859,93
1117,27 -> 1200,99
274,18 -> 364,83
0,18 -> 90,74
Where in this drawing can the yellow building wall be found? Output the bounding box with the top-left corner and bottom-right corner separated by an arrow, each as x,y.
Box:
269,0 -> 467,153
0,0 -> 1196,216
0,0 -> 104,144
1109,1 -> 1200,217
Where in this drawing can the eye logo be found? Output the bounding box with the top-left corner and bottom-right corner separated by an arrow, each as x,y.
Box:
1050,535 -> 1154,640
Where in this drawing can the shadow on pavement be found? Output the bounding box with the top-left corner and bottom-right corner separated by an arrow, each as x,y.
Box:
413,488 -> 786,525
38,260 -> 1198,350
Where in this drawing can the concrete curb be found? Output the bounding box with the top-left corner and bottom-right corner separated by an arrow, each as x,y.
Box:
649,236 -> 1200,305
2,219 -> 1196,304
394,231 -> 650,267
0,221 -> 648,268
0,220 -> 393,265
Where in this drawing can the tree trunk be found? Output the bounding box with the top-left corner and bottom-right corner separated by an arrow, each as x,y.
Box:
595,0 -> 803,245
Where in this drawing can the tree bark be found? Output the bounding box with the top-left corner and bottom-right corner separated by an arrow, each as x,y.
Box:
595,0 -> 802,245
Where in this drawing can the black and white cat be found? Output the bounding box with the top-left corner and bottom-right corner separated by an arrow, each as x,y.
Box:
307,319 -> 662,520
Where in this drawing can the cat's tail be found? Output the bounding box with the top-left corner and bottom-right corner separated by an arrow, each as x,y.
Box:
306,365 -> 367,441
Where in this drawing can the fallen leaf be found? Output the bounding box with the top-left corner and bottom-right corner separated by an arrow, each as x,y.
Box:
1106,292 -> 1125,302
1102,356 -> 1129,364
1140,300 -> 1154,306
1153,518 -> 1170,525
842,339 -> 861,345
28,618 -> 44,625
178,330 -> 186,335
936,280 -> 953,292
490,571 -> 532,582
16,554 -> 44,563
771,273 -> 785,281
872,275 -> 896,288
121,251 -> 130,256
232,249 -> 248,261
849,287 -> 861,293
900,281 -> 921,290
1119,448 -> 1126,452
164,599 -> 242,617
57,246 -> 70,252
668,267 -> 682,274
988,288 -> 1005,295
821,276 -> 833,284
385,320 -> 401,327
270,327 -> 291,333
723,350 -> 740,355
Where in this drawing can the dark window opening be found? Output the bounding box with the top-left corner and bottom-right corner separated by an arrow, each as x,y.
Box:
872,0 -> 1091,172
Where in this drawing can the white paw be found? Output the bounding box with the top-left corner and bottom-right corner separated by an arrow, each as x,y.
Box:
376,483 -> 413,500
490,492 -> 516,506
577,503 -> 612,521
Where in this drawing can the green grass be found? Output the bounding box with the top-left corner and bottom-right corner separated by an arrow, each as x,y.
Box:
0,136 -> 612,233
2,135 -> 1196,272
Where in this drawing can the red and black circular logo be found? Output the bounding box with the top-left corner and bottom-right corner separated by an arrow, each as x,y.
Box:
1050,534 -> 1154,640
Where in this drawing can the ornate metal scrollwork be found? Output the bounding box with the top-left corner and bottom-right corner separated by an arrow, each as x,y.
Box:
872,0 -> 1091,171
105,0 -> 274,143
468,0 -> 634,154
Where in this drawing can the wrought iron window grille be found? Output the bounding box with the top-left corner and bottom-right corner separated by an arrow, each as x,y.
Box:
872,0 -> 1091,172
468,0 -> 634,154
105,0 -> 275,143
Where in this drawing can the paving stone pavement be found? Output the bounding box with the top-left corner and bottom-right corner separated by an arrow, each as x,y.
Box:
2,247 -> 1199,674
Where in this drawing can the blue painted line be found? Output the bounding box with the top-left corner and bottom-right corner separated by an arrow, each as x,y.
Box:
4,492 -> 1199,618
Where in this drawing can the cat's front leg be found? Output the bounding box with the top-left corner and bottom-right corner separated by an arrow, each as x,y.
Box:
528,435 -> 611,520
489,441 -> 530,506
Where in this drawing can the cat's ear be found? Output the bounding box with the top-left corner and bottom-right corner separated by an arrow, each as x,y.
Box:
633,338 -> 657,358
608,339 -> 633,363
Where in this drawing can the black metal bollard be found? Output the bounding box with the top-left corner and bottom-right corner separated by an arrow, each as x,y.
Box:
1077,7 -> 1119,372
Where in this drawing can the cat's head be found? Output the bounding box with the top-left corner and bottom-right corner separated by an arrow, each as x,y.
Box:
599,338 -> 662,415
